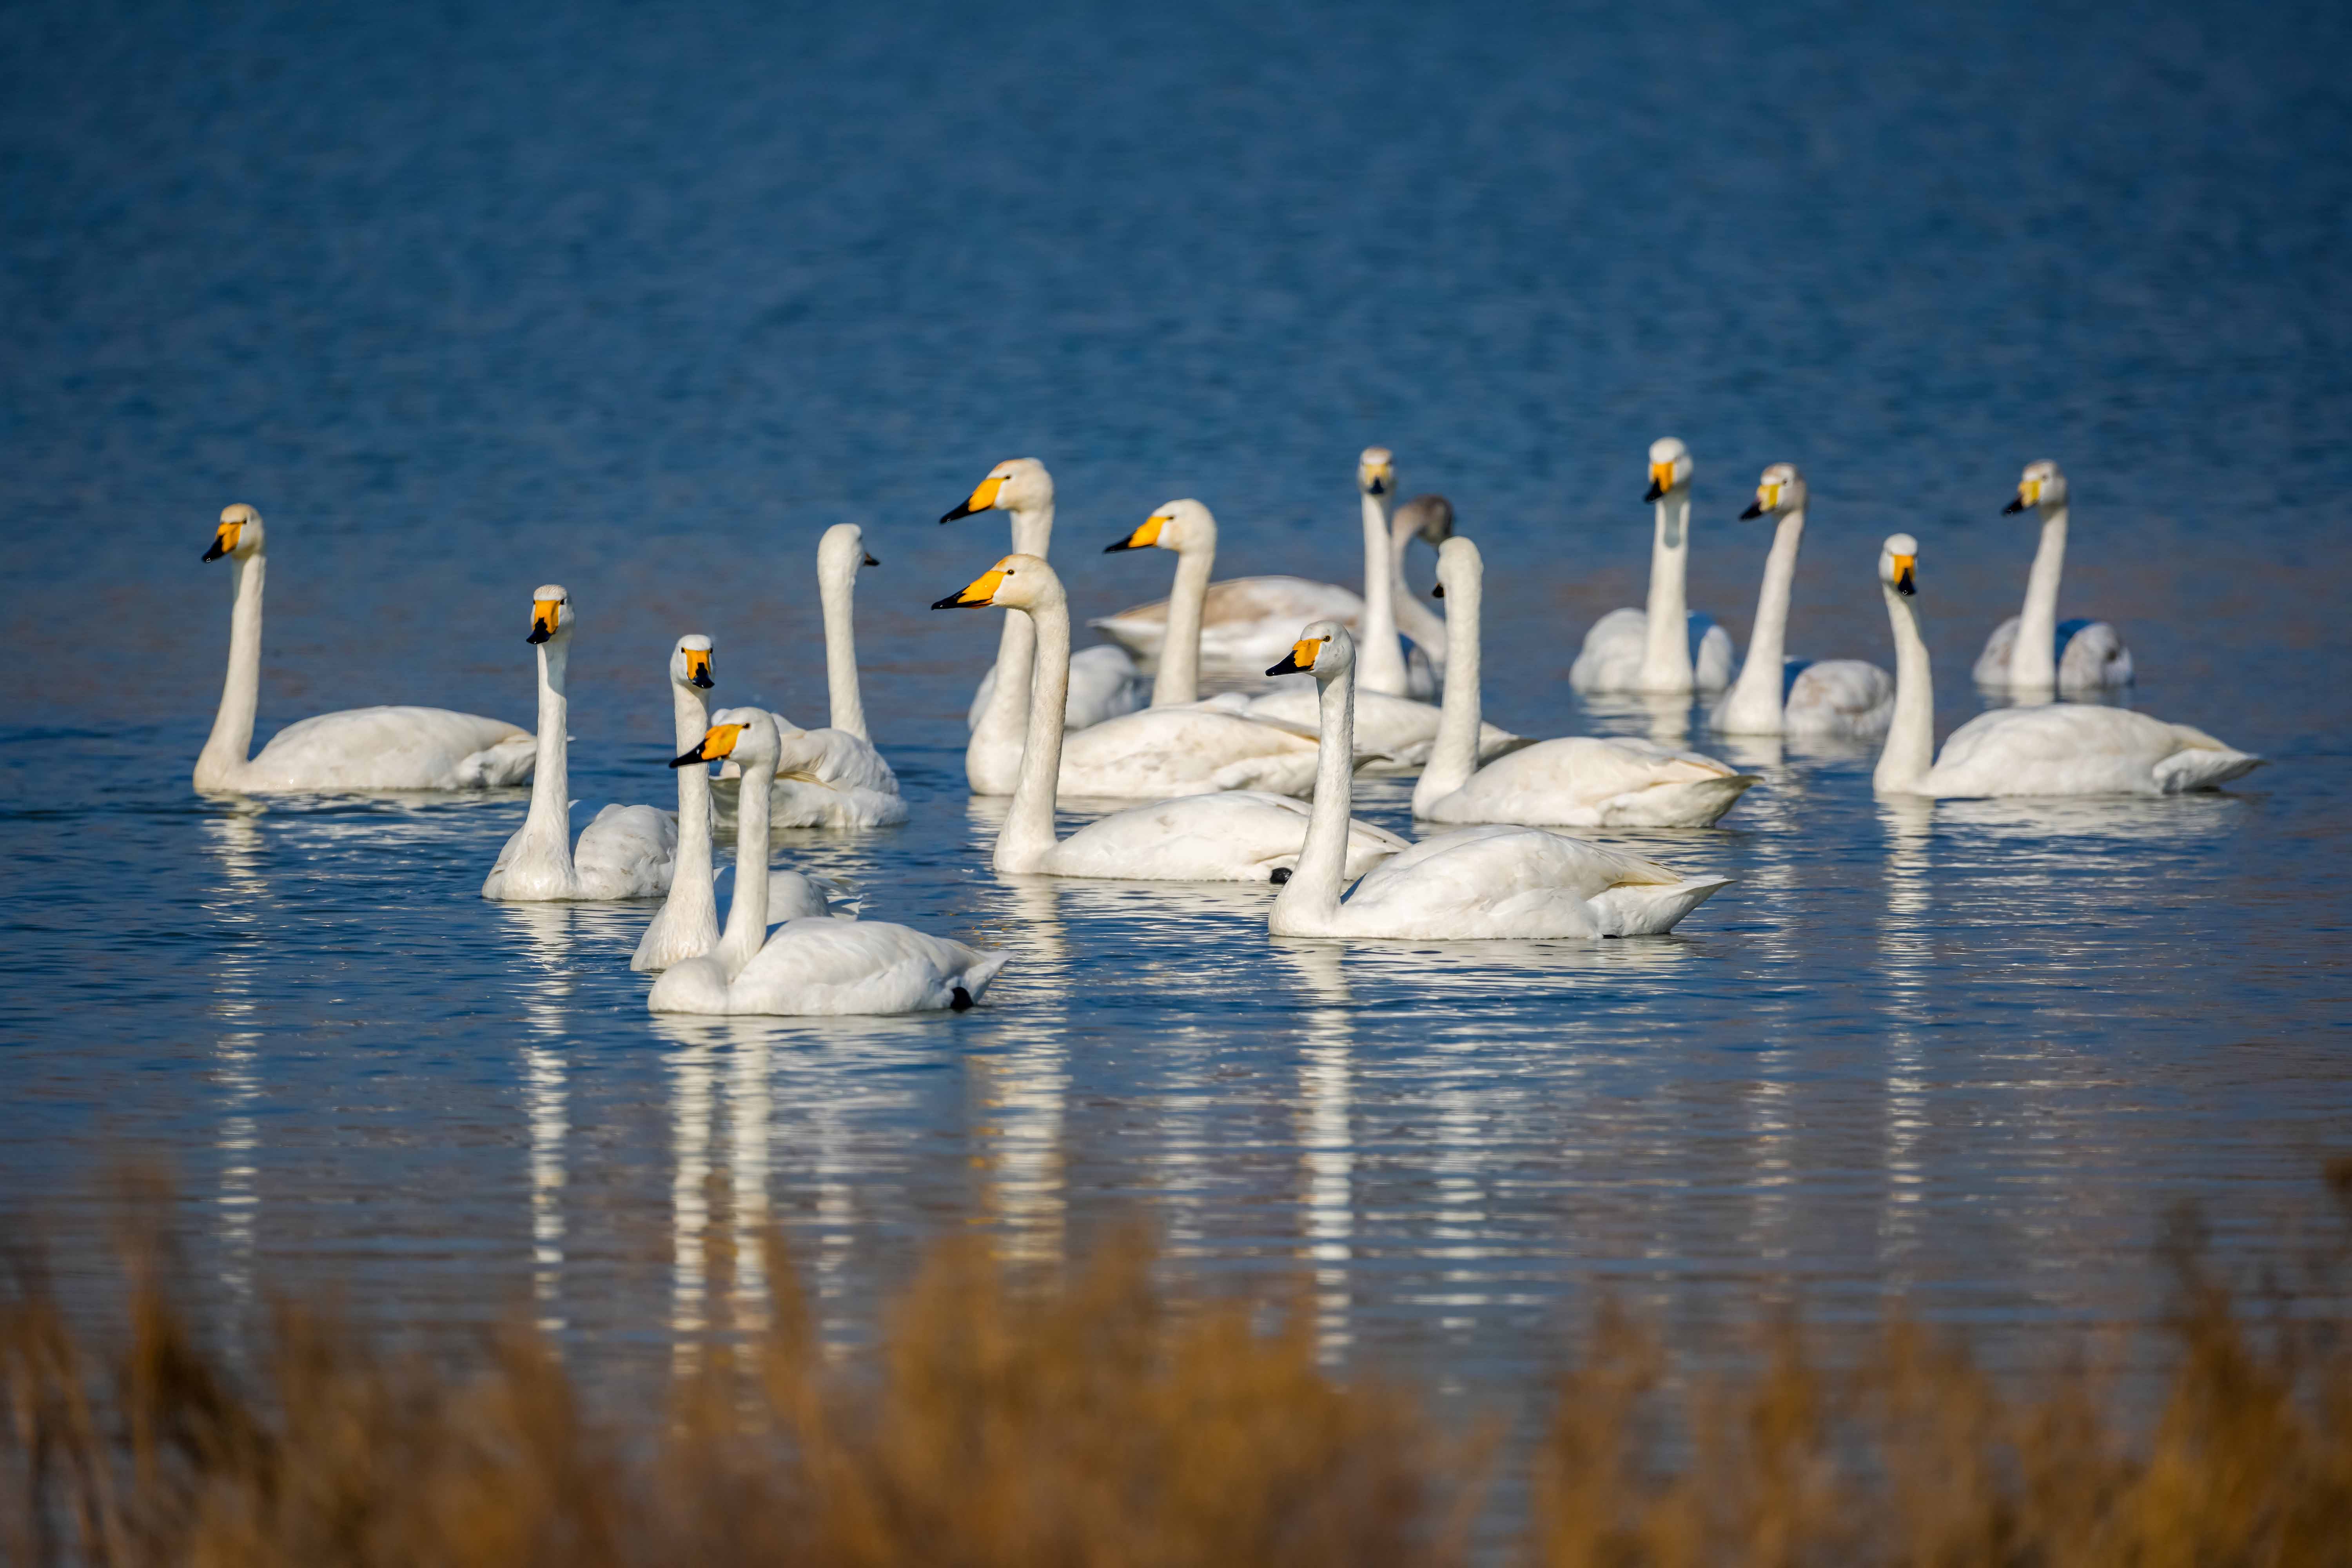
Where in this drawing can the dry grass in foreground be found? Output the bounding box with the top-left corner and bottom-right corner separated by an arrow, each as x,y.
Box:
2,1169 -> 2350,1567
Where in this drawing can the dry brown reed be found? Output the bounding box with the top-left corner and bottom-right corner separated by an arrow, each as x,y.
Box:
4,1166 -> 2351,1567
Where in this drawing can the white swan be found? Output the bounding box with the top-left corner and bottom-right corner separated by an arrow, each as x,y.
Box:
1873,535 -> 2257,797
1412,538 -> 1757,827
633,636 -> 834,972
649,711 -> 1006,1014
1086,447 -> 1439,694
944,459 -> 1146,791
1972,461 -> 2136,692
481,586 -> 678,901
935,554 -> 1407,880
1268,622 -> 1733,938
1386,492 -> 1455,670
1105,499 -> 1518,772
751,524 -> 909,829
1707,465 -> 1895,739
1569,438 -> 1737,695
193,505 -> 535,793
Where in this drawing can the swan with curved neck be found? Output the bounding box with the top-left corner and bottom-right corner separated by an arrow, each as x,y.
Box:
1387,493 -> 1455,666
1568,438 -> 1736,695
1708,465 -> 1894,739
481,586 -> 677,901
1412,538 -> 1755,826
1875,536 -> 2254,798
931,555 -> 1406,880
648,710 -> 1005,1014
193,504 -> 535,793
1972,460 -> 2135,692
943,458 -> 1143,790
750,524 -> 907,829
1267,622 -> 1733,938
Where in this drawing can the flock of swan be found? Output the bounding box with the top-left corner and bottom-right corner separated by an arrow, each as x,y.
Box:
192,442 -> 2262,1016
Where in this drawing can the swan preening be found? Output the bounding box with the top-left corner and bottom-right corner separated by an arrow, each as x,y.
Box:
744,523 -> 908,829
1414,538 -> 1757,828
1269,622 -> 1733,939
481,586 -> 679,902
1972,460 -> 2136,693
1708,465 -> 1896,740
944,459 -> 1146,791
648,711 -> 1006,1014
1874,536 -> 2256,798
194,505 -> 536,793
1570,437 -> 1737,696
935,554 -> 1407,879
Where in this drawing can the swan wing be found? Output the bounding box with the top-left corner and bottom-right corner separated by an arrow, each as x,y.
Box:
1240,688 -> 1519,766
1691,616 -> 1735,692
969,644 -> 1143,731
1056,708 -> 1324,799
571,803 -> 678,898
1091,577 -> 1365,664
2056,619 -> 2135,691
716,919 -> 1010,1015
1568,608 -> 1649,692
1430,737 -> 1754,828
1333,824 -> 1726,938
1925,705 -> 2258,797
1973,617 -> 2022,685
1045,790 -> 1407,882
1782,659 -> 1895,738
245,706 -> 532,791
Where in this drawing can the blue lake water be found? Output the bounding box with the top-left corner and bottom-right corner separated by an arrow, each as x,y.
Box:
4,0 -> 2350,1416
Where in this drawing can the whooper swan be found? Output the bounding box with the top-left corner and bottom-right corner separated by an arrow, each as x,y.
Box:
747,524 -> 908,829
1569,438 -> 1736,695
1971,461 -> 2135,693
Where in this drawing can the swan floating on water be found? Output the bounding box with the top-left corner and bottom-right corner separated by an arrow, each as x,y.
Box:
1708,465 -> 1895,739
649,711 -> 1005,1014
1874,536 -> 2256,798
193,505 -> 535,793
1570,438 -> 1736,696
933,554 -> 1406,879
1412,537 -> 1756,828
1267,622 -> 1734,938
481,586 -> 678,901
1972,460 -> 2135,693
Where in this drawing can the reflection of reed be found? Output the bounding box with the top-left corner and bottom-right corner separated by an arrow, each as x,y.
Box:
201,811 -> 267,1313
505,902 -> 576,1336
1876,797 -> 1934,1285
1277,943 -> 1354,1364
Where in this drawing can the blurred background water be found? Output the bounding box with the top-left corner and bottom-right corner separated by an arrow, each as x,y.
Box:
3,0 -> 2349,1418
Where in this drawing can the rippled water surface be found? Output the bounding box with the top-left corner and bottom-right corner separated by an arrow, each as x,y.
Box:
5,0 -> 2351,1410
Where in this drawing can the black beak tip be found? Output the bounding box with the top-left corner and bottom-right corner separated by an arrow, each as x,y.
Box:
1739,502 -> 1765,519
1896,575 -> 1916,597
1644,481 -> 1667,503
1265,655 -> 1300,677
2001,497 -> 2027,514
668,748 -> 704,768
931,592 -> 969,610
526,627 -> 552,645
1269,866 -> 1292,885
1431,583 -> 1445,599
1103,538 -> 1132,553
202,542 -> 227,561
940,501 -> 974,524
1367,477 -> 1388,496
690,673 -> 714,689
864,552 -> 880,566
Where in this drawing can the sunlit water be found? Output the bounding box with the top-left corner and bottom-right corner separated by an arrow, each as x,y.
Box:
4,0 -> 2350,1426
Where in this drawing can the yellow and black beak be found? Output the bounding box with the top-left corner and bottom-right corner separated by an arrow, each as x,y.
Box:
863,551 -> 880,567
671,721 -> 746,768
932,563 -> 1007,610
1892,556 -> 1916,597
684,648 -> 714,689
1645,461 -> 1676,503
1265,637 -> 1324,677
940,474 -> 1005,524
528,597 -> 562,644
202,521 -> 239,562
2001,483 -> 2033,515
1740,484 -> 1778,520
1105,515 -> 1167,553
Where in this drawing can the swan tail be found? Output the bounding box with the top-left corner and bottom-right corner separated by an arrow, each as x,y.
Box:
1603,773 -> 1759,828
459,732 -> 539,788
2154,746 -> 2262,793
960,948 -> 1013,1002
1592,875 -> 1734,936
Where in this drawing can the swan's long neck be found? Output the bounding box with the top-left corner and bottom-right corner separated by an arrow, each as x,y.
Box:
1873,586 -> 1936,794
664,681 -> 717,933
1413,564 -> 1483,815
1274,666 -> 1358,929
973,501 -> 1054,753
715,744 -> 774,976
1154,536 -> 1212,706
1719,510 -> 1804,728
1641,492 -> 1695,691
1357,492 -> 1408,695
2010,508 -> 2067,689
996,593 -> 1071,873
195,552 -> 265,787
1388,519 -> 1448,658
820,561 -> 867,741
518,641 -> 575,871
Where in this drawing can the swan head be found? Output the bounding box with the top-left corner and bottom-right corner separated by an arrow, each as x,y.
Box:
1739,463 -> 1807,519
1357,446 -> 1396,497
931,552 -> 1063,613
1430,535 -> 1482,600
204,503 -> 264,563
818,521 -> 879,577
1392,494 -> 1454,546
941,457 -> 1052,523
669,634 -> 714,691
1646,437 -> 1691,503
526,584 -> 573,645
1879,534 -> 1920,597
671,706 -> 777,771
1105,498 -> 1216,555
2003,459 -> 2068,514
1265,619 -> 1354,681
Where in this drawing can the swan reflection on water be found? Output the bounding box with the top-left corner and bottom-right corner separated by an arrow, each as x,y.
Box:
501,900 -> 586,1336
1932,790 -> 2245,843
1574,691 -> 1698,746
1876,796 -> 1934,1287
1275,941 -> 1356,1364
201,810 -> 267,1313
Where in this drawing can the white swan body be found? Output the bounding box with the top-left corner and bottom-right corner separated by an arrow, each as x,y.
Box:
1268,622 -> 1732,938
481,586 -> 677,901
1973,462 -> 2134,692
1411,538 -> 1756,828
933,555 -> 1408,881
942,459 -> 1144,791
1872,535 -> 2256,798
650,711 -> 1004,1014
1708,466 -> 1895,740
1569,439 -> 1736,695
745,524 -> 907,828
192,505 -> 535,793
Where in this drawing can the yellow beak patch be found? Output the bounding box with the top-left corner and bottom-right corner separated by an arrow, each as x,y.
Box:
1758,483 -> 1781,512
683,648 -> 712,682
1651,461 -> 1676,495
1290,637 -> 1321,671
1126,515 -> 1167,549
216,521 -> 241,551
701,722 -> 746,760
942,562 -> 1009,608
2020,479 -> 2042,506
532,598 -> 562,635
965,474 -> 1006,514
